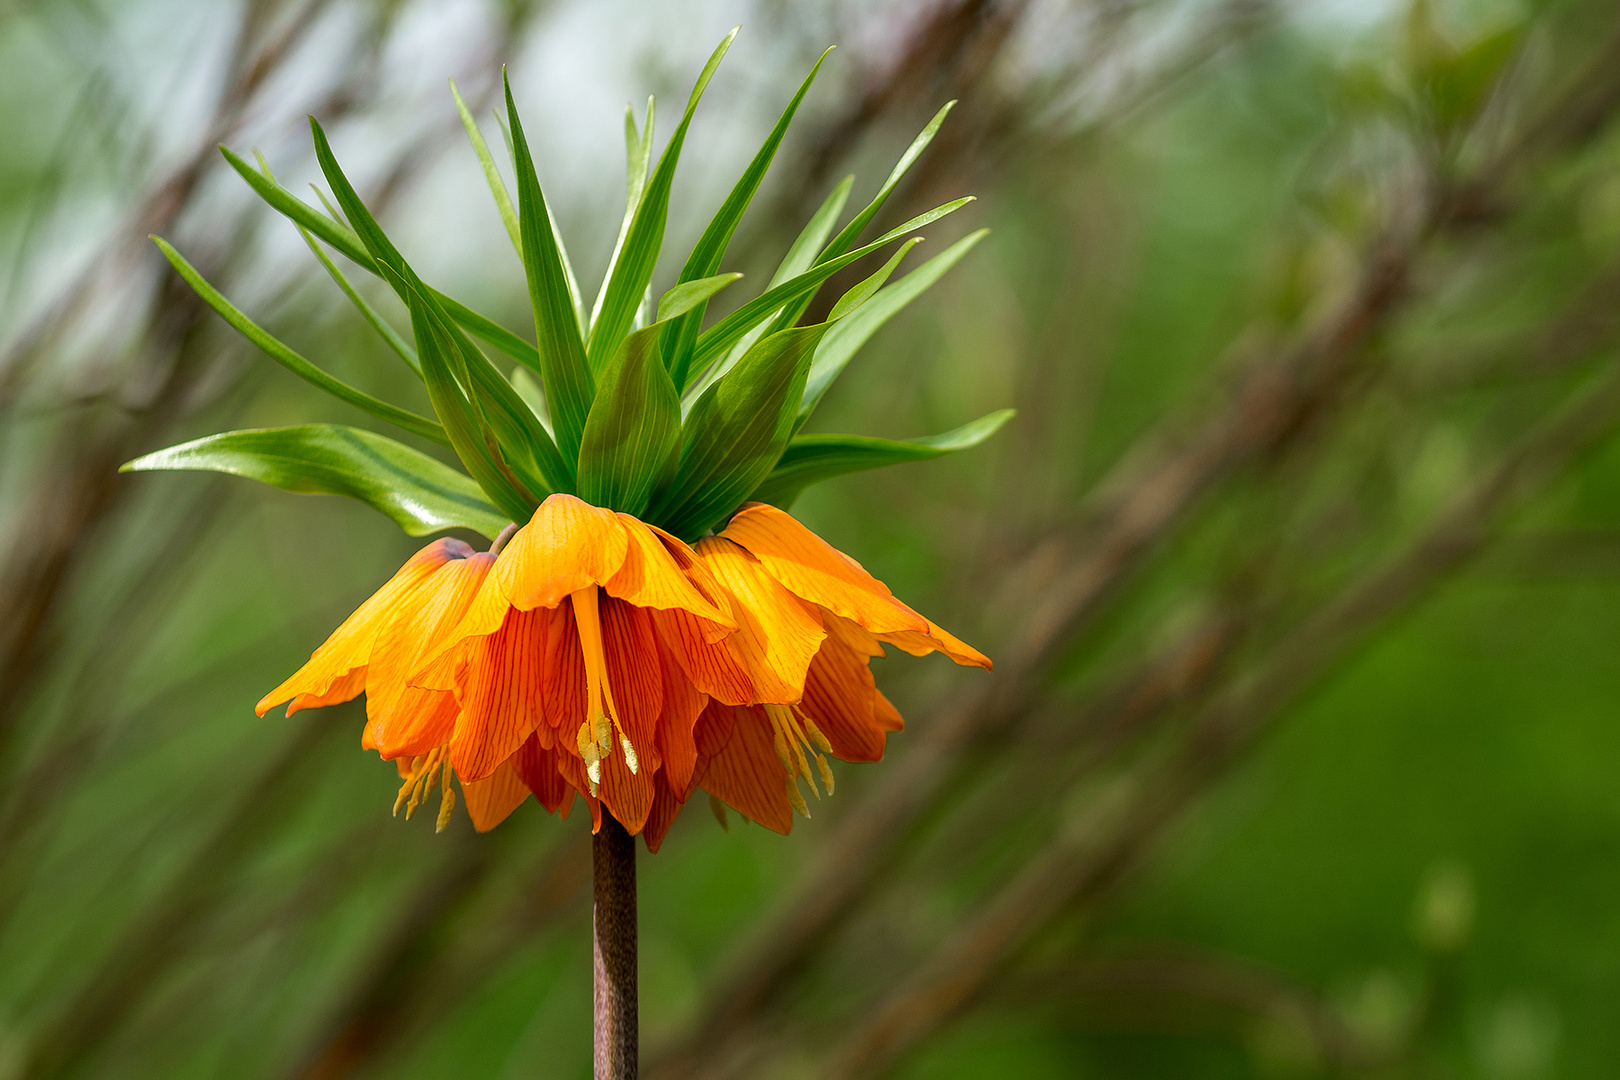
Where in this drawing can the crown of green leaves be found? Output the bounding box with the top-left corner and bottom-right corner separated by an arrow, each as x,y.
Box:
125,32 -> 1012,543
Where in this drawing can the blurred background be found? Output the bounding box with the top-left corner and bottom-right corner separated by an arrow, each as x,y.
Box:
4,0 -> 1620,1076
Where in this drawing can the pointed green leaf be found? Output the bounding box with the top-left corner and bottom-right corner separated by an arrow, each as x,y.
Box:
653,323 -> 829,540
577,324 -> 682,516
766,102 -> 956,335
151,237 -> 447,446
122,425 -> 511,539
801,228 -> 987,425
657,273 -> 742,323
750,409 -> 1013,509
663,48 -> 832,387
683,196 -> 972,390
403,281 -> 538,524
294,224 -> 420,375
586,29 -> 736,372
828,237 -> 920,321
451,77 -> 521,254
590,96 -> 657,334
506,75 -> 595,469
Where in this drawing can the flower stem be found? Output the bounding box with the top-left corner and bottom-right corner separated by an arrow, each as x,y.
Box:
593,812 -> 637,1079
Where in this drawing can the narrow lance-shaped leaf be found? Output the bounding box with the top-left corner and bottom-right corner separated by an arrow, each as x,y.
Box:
749,409 -> 1014,509
122,425 -> 511,539
684,196 -> 973,386
652,322 -> 829,541
656,273 -> 741,323
766,100 -> 956,335
450,77 -> 521,254
586,29 -> 737,372
312,115 -> 571,498
403,280 -> 538,525
577,323 -> 682,516
680,175 -> 854,402
224,143 -> 544,375
827,236 -> 921,322
506,73 -> 594,471
294,223 -> 420,375
589,97 -> 656,333
663,46 -> 832,388
800,228 -> 988,427
151,237 -> 447,446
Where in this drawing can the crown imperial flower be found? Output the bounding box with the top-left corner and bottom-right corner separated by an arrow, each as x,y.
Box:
125,32 -> 1007,848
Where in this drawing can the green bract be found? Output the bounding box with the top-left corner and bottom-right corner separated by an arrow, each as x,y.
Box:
123,34 -> 1011,542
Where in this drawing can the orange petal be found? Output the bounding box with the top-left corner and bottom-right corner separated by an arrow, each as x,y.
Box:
653,607 -> 760,706
801,623 -> 887,763
460,756 -> 531,832
607,515 -> 735,634
448,606 -> 553,782
287,669 -> 366,717
540,599 -> 588,747
698,702 -> 793,835
873,688 -> 904,733
593,598 -> 661,834
257,538 -> 471,716
878,619 -> 992,669
513,733 -> 576,816
655,642 -> 707,799
497,494 -> 629,610
692,537 -> 825,703
642,776 -> 682,853
721,504 -> 926,635
363,552 -> 495,758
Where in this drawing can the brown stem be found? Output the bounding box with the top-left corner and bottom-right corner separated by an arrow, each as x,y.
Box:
594,814 -> 638,1080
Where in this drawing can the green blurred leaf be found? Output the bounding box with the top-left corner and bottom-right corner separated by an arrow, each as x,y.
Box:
577,324 -> 681,516
749,409 -> 1014,509
586,29 -> 737,373
800,228 -> 987,426
450,77 -> 521,254
506,74 -> 595,472
150,237 -> 447,446
663,47 -> 832,388
828,237 -> 920,321
653,323 -> 829,540
657,273 -> 742,323
121,425 -> 510,539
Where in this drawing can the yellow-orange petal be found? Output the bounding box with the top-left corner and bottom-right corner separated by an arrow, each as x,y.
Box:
497,494 -> 629,610
697,702 -> 792,835
363,552 -> 495,758
461,756 -> 531,832
286,669 -> 366,717
606,515 -> 735,635
642,775 -> 682,853
720,504 -> 927,635
513,734 -> 576,817
877,618 -> 992,669
257,538 -> 471,716
692,536 -> 825,702
447,605 -> 555,783
654,641 -> 707,798
801,623 -> 887,763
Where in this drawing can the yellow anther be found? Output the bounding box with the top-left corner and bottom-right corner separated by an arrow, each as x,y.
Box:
802,716 -> 834,756
787,777 -> 811,819
620,733 -> 640,775
817,753 -> 835,796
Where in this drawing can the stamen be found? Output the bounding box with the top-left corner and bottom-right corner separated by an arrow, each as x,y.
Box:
708,793 -> 730,832
801,715 -> 834,756
394,746 -> 450,821
571,585 -> 640,791
435,759 -> 456,833
786,776 -> 811,819
817,753 -> 835,796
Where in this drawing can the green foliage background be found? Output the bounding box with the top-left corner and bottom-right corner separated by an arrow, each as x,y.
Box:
4,1 -> 1620,1078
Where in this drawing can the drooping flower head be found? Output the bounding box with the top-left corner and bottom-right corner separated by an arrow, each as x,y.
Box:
127,33 -> 1007,849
